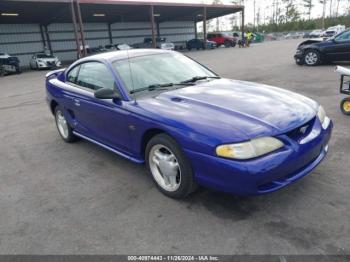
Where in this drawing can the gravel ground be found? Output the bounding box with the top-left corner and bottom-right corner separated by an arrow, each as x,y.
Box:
0,39 -> 349,255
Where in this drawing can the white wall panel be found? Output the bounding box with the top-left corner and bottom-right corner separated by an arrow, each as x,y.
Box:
159,21 -> 195,43
0,24 -> 43,66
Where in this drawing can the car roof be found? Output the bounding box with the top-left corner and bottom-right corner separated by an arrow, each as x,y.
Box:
79,49 -> 173,63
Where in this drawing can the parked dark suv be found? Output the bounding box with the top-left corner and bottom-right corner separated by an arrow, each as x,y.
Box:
207,32 -> 236,47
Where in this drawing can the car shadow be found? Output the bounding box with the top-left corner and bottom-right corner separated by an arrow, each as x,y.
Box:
180,177 -> 314,221
75,138 -> 314,222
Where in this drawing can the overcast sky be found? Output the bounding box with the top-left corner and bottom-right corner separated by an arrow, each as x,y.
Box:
133,0 -> 349,25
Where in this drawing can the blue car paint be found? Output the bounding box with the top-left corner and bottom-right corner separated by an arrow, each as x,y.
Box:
46,49 -> 333,196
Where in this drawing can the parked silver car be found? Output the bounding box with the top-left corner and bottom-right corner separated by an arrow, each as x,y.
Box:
132,38 -> 175,50
29,53 -> 61,69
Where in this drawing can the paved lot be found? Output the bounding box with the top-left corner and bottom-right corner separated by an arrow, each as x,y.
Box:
1,40 -> 350,255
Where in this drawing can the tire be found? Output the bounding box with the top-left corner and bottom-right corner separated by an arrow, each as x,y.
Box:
340,97 -> 350,115
224,40 -> 231,48
187,46 -> 192,51
54,106 -> 78,143
145,134 -> 197,198
304,50 -> 321,66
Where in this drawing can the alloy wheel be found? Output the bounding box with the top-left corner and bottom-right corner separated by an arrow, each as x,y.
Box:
56,110 -> 69,139
149,144 -> 181,192
304,51 -> 319,65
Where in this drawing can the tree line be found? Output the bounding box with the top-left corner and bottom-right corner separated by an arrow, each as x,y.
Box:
209,0 -> 350,33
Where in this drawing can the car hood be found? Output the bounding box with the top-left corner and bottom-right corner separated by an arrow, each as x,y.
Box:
136,79 -> 318,143
298,38 -> 333,48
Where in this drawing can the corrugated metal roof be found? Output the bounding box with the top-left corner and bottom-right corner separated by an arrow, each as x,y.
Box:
0,0 -> 243,24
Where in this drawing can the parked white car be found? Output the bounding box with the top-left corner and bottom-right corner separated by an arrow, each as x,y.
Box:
29,53 -> 61,69
323,25 -> 346,38
309,29 -> 324,38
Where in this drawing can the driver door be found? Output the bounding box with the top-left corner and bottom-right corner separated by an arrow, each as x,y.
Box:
325,31 -> 350,62
66,61 -> 131,152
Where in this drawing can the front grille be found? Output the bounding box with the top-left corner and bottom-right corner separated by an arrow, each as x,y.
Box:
286,117 -> 316,142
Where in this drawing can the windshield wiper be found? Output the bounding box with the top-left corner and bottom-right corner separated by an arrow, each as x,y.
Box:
181,76 -> 221,84
130,83 -> 174,94
130,82 -> 194,94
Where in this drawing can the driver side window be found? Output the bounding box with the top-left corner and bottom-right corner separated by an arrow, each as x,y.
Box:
76,62 -> 115,91
335,31 -> 350,42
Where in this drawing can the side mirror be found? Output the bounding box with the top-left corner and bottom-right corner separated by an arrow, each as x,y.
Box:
94,87 -> 121,100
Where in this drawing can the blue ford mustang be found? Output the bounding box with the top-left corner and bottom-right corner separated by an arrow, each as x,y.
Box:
46,49 -> 332,198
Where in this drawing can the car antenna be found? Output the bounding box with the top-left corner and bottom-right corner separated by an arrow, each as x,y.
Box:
126,48 -> 137,103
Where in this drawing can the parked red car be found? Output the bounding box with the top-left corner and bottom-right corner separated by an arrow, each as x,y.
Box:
207,32 -> 236,47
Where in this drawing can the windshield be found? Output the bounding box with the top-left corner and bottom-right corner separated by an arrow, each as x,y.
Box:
112,53 -> 216,94
37,54 -> 55,58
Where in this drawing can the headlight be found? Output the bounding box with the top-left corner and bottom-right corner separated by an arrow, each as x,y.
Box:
216,137 -> 284,160
317,105 -> 330,129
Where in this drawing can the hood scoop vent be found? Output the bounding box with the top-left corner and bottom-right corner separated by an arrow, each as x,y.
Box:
170,97 -> 184,102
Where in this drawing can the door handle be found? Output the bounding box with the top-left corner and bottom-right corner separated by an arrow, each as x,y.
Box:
73,98 -> 80,106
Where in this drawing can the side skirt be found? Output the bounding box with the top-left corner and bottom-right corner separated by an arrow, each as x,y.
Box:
73,131 -> 144,164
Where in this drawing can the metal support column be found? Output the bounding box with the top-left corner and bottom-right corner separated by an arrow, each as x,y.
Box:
194,21 -> 197,39
70,0 -> 80,59
39,24 -> 46,50
150,5 -> 156,48
156,21 -> 160,38
108,23 -> 113,44
203,7 -> 207,49
76,0 -> 87,57
44,25 -> 53,54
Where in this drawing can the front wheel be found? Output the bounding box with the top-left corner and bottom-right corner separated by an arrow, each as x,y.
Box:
341,97 -> 350,115
145,134 -> 197,198
304,50 -> 321,66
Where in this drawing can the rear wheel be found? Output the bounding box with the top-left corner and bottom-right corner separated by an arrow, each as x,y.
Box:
341,97 -> 350,115
54,106 -> 78,143
304,50 -> 321,66
145,134 -> 197,198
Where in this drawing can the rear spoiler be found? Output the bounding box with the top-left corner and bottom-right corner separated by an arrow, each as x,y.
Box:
45,68 -> 66,79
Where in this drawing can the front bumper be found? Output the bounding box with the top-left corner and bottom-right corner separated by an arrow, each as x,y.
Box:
37,61 -> 61,68
185,118 -> 333,196
294,50 -> 304,63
